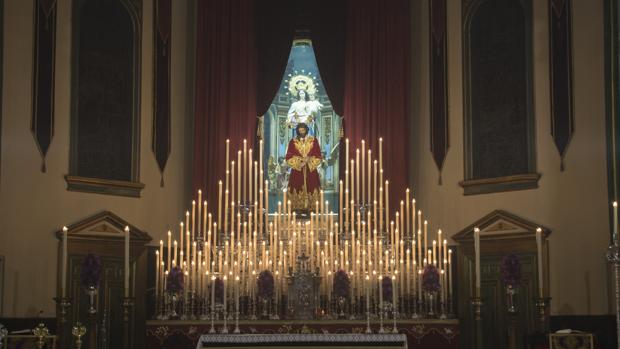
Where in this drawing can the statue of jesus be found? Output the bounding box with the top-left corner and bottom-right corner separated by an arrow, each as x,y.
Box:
285,123 -> 322,212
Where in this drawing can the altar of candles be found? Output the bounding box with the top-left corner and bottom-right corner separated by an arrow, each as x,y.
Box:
153,138 -> 455,319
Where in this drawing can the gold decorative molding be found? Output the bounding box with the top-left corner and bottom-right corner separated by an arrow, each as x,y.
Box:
459,173 -> 541,195
64,175 -> 145,198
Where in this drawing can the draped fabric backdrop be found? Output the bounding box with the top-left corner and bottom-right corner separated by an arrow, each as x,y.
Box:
193,0 -> 296,204
193,0 -> 411,209
193,0 -> 257,199
342,0 -> 411,209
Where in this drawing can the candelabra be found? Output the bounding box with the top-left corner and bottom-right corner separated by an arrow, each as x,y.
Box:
392,307 -> 398,333
71,322 -> 86,349
608,241 -> 620,349
86,286 -> 98,349
54,297 -> 71,349
32,323 -> 49,349
0,324 -> 7,349
234,311 -> 241,333
534,297 -> 551,333
439,297 -> 447,319
378,302 -> 385,333
152,138 -> 457,323
209,303 -> 217,334
121,297 -> 134,349
471,297 -> 483,349
221,308 -> 229,334
407,294 -> 416,319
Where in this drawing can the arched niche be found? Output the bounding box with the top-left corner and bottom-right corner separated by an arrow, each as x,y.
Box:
66,0 -> 144,197
460,0 -> 539,195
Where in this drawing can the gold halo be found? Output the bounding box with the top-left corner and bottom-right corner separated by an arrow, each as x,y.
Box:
288,74 -> 317,97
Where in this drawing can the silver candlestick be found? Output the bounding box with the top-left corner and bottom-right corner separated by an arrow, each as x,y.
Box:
607,241 -> 620,349
0,324 -> 7,349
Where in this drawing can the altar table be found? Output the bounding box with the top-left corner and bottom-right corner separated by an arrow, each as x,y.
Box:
197,333 -> 408,349
146,319 -> 459,349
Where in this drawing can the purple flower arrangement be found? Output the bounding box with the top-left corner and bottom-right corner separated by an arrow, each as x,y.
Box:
166,266 -> 184,294
257,270 -> 275,298
333,270 -> 350,298
422,265 -> 440,293
500,254 -> 521,287
80,253 -> 102,288
381,276 -> 393,302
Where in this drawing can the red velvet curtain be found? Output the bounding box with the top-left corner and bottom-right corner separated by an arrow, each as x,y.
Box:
193,0 -> 296,203
342,0 -> 411,209
193,0 -> 258,199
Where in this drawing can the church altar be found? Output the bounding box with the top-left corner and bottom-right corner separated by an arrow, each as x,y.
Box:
134,119 -> 467,349
145,319 -> 459,349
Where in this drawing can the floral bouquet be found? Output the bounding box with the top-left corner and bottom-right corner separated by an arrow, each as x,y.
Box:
166,266 -> 184,294
381,276 -> 393,302
422,265 -> 440,293
500,254 -> 521,287
80,253 -> 102,288
333,270 -> 351,299
257,270 -> 275,299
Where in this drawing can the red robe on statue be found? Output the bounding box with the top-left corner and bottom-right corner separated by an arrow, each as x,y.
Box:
285,135 -> 322,211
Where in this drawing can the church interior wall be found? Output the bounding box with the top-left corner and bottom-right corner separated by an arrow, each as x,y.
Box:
0,0 -> 194,317
411,0 -> 610,316
0,0 -> 611,322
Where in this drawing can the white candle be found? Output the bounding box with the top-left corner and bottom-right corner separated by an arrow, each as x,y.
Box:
448,249 -> 453,302
173,240 -> 178,267
249,148 -> 253,203
614,202 -> 618,244
361,141 -> 366,203
379,137 -> 383,171
124,226 -> 130,297
218,181 -> 223,232
191,200 -> 196,242
167,230 -> 171,271
356,150 -> 360,202
393,275 -> 398,313
155,251 -> 160,300
61,226 -> 68,298
237,151 -> 242,203
365,275 -> 370,313
211,275 -> 216,313
345,138 -> 350,174
243,140 -> 247,201
235,275 -> 240,317
223,276 -> 228,315
226,139 -> 230,178
536,227 -> 544,298
379,274 -> 383,317
405,189 -> 410,236
474,228 -> 480,297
